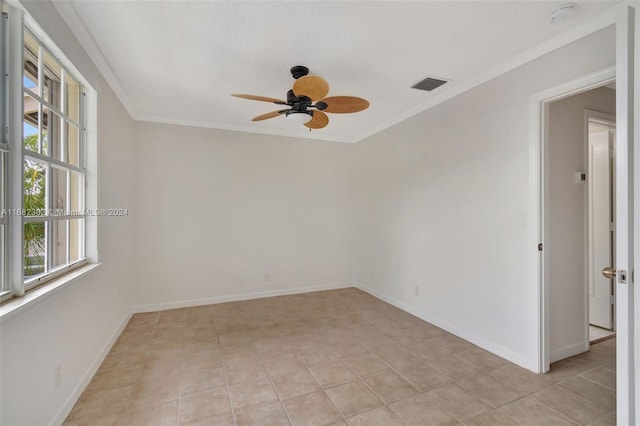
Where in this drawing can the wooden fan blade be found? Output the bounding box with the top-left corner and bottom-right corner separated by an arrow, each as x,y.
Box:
252,110 -> 285,121
304,111 -> 329,129
293,76 -> 329,101
232,94 -> 286,103
321,96 -> 370,113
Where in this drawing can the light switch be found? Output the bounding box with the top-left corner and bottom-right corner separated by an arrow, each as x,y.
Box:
574,171 -> 587,183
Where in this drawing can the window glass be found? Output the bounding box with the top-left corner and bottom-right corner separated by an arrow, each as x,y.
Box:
23,93 -> 40,154
66,74 -> 80,123
24,221 -> 45,278
43,107 -> 63,162
67,123 -> 80,167
23,158 -> 46,215
69,218 -> 83,263
50,219 -> 68,269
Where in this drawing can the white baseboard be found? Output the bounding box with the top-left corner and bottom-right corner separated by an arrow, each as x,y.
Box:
354,282 -> 538,372
131,281 -> 356,313
50,310 -> 133,426
550,341 -> 589,364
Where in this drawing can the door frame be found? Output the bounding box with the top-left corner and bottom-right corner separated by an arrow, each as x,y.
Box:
531,67 -> 615,374
531,4 -> 637,423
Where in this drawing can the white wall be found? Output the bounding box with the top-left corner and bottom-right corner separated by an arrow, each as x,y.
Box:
0,2 -> 135,425
547,87 -> 615,362
132,123 -> 357,309
352,26 -> 616,371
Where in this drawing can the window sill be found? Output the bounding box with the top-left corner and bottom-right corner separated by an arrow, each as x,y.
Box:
0,263 -> 102,321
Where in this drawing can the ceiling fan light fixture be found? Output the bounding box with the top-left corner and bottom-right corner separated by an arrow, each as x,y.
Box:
285,111 -> 312,123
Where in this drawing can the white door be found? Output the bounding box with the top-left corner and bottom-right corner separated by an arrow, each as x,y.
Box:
613,4 -> 636,424
588,123 -> 614,330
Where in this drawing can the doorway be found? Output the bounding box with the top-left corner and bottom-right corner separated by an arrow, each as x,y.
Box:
586,114 -> 616,343
545,83 -> 616,364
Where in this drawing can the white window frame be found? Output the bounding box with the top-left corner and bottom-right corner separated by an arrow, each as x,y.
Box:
1,2 -> 97,303
1,7 -> 8,298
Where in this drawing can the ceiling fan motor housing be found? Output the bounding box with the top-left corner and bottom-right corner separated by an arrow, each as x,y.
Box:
290,65 -> 309,79
287,89 -> 312,111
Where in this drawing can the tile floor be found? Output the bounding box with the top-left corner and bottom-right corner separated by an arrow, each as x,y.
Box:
589,325 -> 615,343
64,288 -> 616,426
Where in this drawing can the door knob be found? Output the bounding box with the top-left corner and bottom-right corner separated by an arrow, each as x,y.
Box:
602,267 -> 617,279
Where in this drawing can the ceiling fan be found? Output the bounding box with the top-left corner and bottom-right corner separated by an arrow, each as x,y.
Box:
231,66 -> 369,130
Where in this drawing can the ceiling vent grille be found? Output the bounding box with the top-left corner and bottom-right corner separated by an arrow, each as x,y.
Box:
411,77 -> 449,91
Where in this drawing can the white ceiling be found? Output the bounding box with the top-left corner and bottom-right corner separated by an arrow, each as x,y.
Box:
56,1 -> 619,143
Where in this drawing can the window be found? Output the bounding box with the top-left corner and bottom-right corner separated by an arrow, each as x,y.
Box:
21,29 -> 86,288
1,4 -> 94,302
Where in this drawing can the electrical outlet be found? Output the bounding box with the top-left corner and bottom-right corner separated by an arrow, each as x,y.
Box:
53,365 -> 61,387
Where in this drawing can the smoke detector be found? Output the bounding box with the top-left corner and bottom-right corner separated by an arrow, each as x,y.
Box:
549,3 -> 575,24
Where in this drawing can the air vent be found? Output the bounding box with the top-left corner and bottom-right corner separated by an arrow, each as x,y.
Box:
411,77 -> 449,92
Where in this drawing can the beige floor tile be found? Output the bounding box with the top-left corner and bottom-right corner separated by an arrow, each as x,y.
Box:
179,388 -> 232,425
309,360 -> 357,388
130,374 -> 181,406
84,365 -> 141,393
325,380 -> 382,417
263,352 -> 307,376
121,399 -> 179,426
270,367 -> 321,400
126,312 -> 158,330
375,348 -> 425,371
465,411 -> 520,426
228,377 -> 279,410
458,373 -> 521,408
388,393 -> 458,426
183,349 -> 223,371
455,348 -> 507,371
184,337 -> 220,353
299,350 -> 340,367
534,385 -> 608,425
488,364 -> 552,395
559,376 -> 615,411
427,355 -> 479,379
182,415 -> 234,426
331,341 -> 369,358
283,391 -> 342,426
583,367 -> 616,391
499,397 -> 577,426
347,406 -> 404,426
363,371 -> 417,404
100,348 -> 147,370
146,339 -> 186,360
63,413 -> 122,426
234,401 -> 290,426
181,366 -> 226,395
67,386 -> 132,421
547,357 -> 604,383
110,336 -> 151,354
341,352 -> 391,378
427,383 -> 491,422
395,364 -> 451,392
225,362 -> 268,386
140,356 -> 183,382
152,325 -> 186,342
157,308 -> 187,322
592,412 -> 616,426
